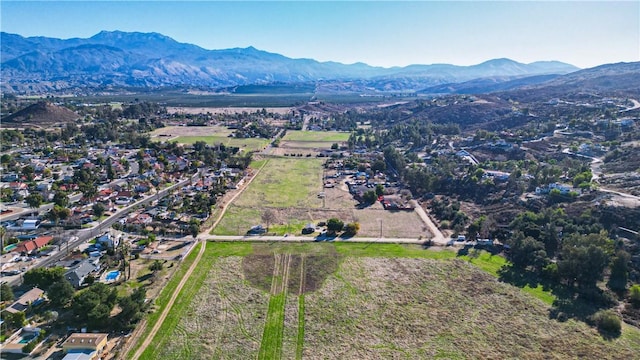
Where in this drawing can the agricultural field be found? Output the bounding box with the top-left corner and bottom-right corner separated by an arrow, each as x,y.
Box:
213,157 -> 427,238
282,130 -> 350,142
213,157 -> 325,235
166,106 -> 293,115
139,242 -> 640,360
150,125 -> 270,152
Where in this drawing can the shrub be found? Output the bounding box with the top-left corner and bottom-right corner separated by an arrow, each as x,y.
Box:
591,310 -> 621,334
343,222 -> 360,236
630,284 -> 640,308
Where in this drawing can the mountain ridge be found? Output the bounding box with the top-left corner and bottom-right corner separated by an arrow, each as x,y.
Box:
1,30 -> 581,94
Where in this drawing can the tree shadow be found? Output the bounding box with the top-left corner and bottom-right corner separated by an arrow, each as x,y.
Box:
314,233 -> 337,242
497,265 -> 621,339
136,273 -> 153,283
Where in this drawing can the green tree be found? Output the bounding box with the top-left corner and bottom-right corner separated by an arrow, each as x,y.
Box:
630,284 -> 640,308
47,205 -> 70,225
189,223 -> 200,238
1,282 -> 14,302
23,267 -> 66,289
79,182 -> 98,200
47,280 -> 75,308
53,191 -> 69,207
371,159 -> 386,173
5,311 -> 26,328
375,184 -> 385,197
362,190 -> 377,204
608,250 -> 630,293
116,287 -> 147,328
25,192 -> 44,210
149,260 -> 163,272
106,161 -> 115,180
507,234 -> 548,272
343,222 -> 360,236
92,202 -> 106,219
326,218 -> 344,234
72,283 -> 117,327
21,165 -> 35,181
558,232 -> 612,289
87,303 -> 112,329
0,226 -> 5,257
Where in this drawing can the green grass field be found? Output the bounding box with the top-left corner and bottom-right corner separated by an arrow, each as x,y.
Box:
213,157 -> 324,235
282,131 -> 350,142
137,242 -> 640,359
127,242 -> 202,358
258,292 -> 287,360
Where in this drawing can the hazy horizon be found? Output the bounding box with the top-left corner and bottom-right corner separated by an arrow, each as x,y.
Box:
1,1 -> 638,69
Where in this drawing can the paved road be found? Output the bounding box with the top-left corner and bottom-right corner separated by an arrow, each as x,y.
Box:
4,174 -> 199,286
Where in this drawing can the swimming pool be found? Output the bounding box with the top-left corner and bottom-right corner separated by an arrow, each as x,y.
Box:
18,334 -> 36,344
4,244 -> 17,252
105,270 -> 120,281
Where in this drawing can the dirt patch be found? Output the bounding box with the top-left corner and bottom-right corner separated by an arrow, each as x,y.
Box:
243,247 -> 340,294
303,257 -> 639,359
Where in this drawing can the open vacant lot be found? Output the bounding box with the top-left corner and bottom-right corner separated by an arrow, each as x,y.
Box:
150,125 -> 269,152
212,157 -> 427,238
140,242 -> 640,359
282,131 -> 350,142
213,157 -> 325,235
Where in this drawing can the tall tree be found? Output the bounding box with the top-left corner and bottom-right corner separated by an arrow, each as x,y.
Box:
23,267 -> 66,289
92,203 -> 106,219
608,250 -> 630,293
53,191 -> 69,207
25,193 -> 44,210
558,232 -> 612,289
47,280 -> 75,308
1,282 -> 14,302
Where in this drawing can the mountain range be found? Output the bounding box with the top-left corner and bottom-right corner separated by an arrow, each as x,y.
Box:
1,31 -> 581,94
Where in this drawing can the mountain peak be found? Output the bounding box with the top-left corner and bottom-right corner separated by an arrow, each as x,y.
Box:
476,58 -> 523,67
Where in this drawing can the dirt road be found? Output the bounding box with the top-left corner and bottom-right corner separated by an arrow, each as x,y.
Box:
410,200 -> 447,245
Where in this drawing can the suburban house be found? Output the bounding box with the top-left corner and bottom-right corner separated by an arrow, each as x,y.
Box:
0,326 -> 43,355
61,333 -> 108,360
65,259 -> 100,288
4,287 -> 45,314
95,233 -> 119,249
13,236 -> 53,255
7,219 -> 40,232
535,183 -> 572,195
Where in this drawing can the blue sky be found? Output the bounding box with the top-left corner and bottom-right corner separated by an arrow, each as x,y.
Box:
2,1 -> 638,68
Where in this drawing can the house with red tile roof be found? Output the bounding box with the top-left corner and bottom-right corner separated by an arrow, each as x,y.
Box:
14,236 -> 53,255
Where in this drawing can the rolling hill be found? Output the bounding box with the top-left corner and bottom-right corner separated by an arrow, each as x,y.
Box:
1,101 -> 80,125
